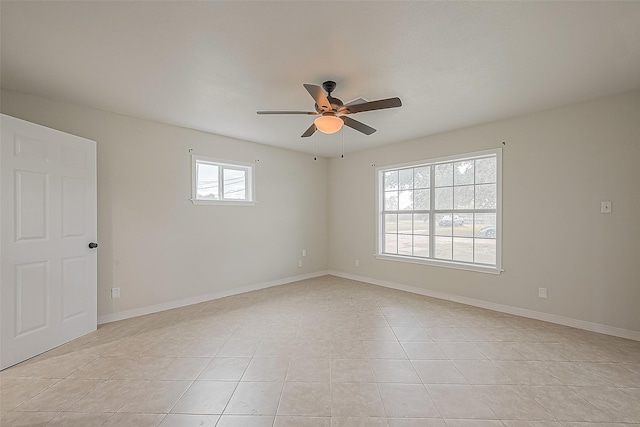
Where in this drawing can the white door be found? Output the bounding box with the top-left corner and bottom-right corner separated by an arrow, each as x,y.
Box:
1,114 -> 97,370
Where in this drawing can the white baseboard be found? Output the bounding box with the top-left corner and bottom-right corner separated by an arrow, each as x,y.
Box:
97,270 -> 330,325
328,270 -> 640,342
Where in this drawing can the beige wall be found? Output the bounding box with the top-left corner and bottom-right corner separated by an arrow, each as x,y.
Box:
1,89 -> 328,320
2,88 -> 639,335
328,90 -> 640,334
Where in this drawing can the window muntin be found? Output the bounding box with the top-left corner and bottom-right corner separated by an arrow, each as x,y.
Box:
377,149 -> 501,273
192,156 -> 254,205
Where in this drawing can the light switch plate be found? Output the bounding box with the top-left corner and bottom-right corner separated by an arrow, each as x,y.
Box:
601,201 -> 612,214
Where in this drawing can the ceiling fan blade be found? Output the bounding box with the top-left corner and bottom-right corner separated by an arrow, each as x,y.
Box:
303,84 -> 332,111
341,116 -> 376,135
339,97 -> 402,114
301,123 -> 317,137
257,111 -> 318,115
344,97 -> 368,106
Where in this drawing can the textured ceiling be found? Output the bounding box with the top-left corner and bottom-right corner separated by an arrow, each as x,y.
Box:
2,1 -> 640,157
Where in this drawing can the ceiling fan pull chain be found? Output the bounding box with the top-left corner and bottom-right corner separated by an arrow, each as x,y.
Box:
341,127 -> 345,159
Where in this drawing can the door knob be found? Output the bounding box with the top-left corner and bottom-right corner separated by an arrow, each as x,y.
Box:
88,242 -> 98,249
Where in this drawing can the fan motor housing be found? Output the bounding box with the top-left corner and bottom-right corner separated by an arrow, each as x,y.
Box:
314,96 -> 343,113
322,80 -> 337,93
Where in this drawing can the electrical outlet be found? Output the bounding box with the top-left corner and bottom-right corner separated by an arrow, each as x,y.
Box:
355,259 -> 360,267
302,249 -> 307,257
298,260 -> 302,268
538,287 -> 547,299
111,287 -> 120,299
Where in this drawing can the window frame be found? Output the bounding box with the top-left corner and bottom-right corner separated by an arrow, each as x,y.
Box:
191,155 -> 256,206
375,148 -> 502,274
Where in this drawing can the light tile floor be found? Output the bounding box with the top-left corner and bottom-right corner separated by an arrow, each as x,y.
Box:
2,275 -> 640,426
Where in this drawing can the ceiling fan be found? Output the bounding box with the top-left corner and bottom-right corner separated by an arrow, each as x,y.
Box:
257,81 -> 402,137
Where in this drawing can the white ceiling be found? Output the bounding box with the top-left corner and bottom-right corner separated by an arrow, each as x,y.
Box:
2,1 -> 640,158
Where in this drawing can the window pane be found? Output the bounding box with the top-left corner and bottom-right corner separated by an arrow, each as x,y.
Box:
454,161 -> 474,185
384,191 -> 398,210
399,190 -> 413,210
399,169 -> 413,190
414,235 -> 429,258
435,187 -> 453,210
475,213 -> 496,238
453,213 -> 473,237
196,163 -> 219,200
223,168 -> 246,199
474,238 -> 496,265
384,171 -> 398,190
475,184 -> 497,209
435,213 -> 453,236
413,214 -> 429,235
398,214 -> 412,233
414,166 -> 430,189
434,163 -> 453,187
398,234 -> 413,256
454,185 -> 474,209
385,214 -> 397,233
475,157 -> 497,184
453,237 -> 473,262
434,236 -> 452,260
385,234 -> 398,254
414,189 -> 430,210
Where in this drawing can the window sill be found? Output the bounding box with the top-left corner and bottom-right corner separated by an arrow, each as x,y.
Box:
190,199 -> 256,206
375,254 -> 502,275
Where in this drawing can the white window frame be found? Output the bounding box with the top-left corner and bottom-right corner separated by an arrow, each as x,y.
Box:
191,155 -> 256,206
375,148 -> 502,274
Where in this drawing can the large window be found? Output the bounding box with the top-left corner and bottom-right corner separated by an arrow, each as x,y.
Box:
191,156 -> 255,205
376,149 -> 501,273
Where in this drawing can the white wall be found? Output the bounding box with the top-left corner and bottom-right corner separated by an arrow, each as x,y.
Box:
328,90 -> 640,335
1,89 -> 328,321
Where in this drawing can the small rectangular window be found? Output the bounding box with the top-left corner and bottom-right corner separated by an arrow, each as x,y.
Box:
376,148 -> 501,273
191,155 -> 255,205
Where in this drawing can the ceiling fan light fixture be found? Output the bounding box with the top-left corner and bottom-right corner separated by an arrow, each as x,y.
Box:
314,114 -> 343,134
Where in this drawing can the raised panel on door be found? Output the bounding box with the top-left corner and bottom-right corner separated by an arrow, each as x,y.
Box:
62,177 -> 86,238
61,256 -> 88,321
14,134 -> 49,161
61,144 -> 87,169
15,261 -> 49,338
15,170 -> 49,241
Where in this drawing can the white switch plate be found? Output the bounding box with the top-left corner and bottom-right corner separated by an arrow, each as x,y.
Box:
601,201 -> 612,214
298,260 -> 302,268
111,287 -> 120,299
538,287 -> 547,299
302,249 -> 306,257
